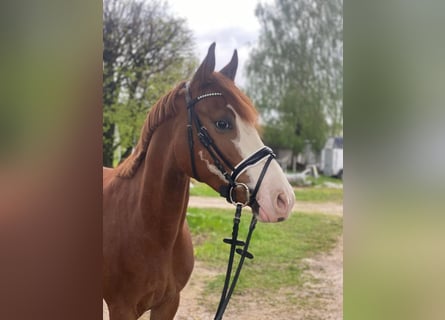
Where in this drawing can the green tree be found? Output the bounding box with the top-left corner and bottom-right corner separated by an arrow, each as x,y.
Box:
103,0 -> 197,166
246,0 -> 343,154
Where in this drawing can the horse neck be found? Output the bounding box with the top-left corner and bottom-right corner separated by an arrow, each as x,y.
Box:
135,118 -> 190,238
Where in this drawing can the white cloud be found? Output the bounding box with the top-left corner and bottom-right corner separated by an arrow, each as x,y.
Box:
166,0 -> 272,86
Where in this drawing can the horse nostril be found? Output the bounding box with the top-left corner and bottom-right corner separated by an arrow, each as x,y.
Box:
276,192 -> 288,211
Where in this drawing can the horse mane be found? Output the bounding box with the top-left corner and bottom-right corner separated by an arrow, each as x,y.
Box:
115,74 -> 258,178
115,81 -> 186,178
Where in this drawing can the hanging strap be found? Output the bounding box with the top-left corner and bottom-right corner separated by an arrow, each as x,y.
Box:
214,206 -> 257,320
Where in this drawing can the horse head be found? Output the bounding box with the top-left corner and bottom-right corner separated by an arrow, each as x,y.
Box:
174,43 -> 295,223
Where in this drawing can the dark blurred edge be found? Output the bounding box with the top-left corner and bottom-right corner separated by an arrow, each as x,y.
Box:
345,1 -> 445,319
0,1 -> 102,319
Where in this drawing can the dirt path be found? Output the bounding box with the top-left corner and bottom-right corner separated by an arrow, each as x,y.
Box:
175,198 -> 343,319
104,199 -> 343,320
188,196 -> 343,216
170,236 -> 343,320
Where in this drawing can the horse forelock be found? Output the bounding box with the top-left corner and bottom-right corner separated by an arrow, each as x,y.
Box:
115,81 -> 187,178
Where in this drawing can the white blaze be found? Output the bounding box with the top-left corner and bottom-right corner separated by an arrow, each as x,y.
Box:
228,105 -> 295,222
228,105 -> 275,186
199,104 -> 295,222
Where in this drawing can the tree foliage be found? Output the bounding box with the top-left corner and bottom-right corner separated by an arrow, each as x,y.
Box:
103,0 -> 197,166
246,0 -> 343,153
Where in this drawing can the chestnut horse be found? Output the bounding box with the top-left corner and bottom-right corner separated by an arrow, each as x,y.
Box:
103,43 -> 295,320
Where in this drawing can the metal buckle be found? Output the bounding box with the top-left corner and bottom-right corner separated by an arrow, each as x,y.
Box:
229,183 -> 250,207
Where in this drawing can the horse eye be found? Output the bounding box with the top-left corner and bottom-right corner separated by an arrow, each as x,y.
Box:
215,120 -> 232,130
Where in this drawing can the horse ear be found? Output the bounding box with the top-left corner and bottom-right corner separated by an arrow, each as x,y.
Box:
191,42 -> 216,87
219,49 -> 238,81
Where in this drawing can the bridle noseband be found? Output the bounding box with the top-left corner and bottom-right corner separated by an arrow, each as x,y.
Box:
184,82 -> 276,319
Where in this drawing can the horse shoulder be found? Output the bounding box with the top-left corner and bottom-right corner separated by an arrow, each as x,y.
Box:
172,221 -> 194,290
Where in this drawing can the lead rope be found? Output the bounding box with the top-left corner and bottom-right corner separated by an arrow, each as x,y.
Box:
214,204 -> 242,319
214,211 -> 257,320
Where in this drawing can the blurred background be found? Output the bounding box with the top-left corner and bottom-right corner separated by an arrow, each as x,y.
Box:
1,0 -> 444,319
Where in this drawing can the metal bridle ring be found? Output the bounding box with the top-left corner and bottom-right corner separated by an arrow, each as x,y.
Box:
229,183 -> 250,207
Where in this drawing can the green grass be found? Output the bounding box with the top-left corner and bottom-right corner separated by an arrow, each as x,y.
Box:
189,180 -> 219,197
307,174 -> 342,186
187,207 -> 342,294
189,180 -> 343,203
295,187 -> 343,203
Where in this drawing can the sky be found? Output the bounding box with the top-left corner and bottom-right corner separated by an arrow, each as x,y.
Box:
166,0 -> 272,87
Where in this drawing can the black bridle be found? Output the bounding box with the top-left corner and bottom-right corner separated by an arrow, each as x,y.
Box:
185,82 -> 275,319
